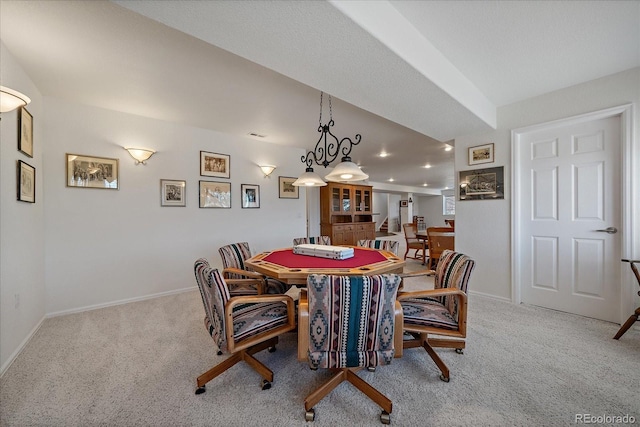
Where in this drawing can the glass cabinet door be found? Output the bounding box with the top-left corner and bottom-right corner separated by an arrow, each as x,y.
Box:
354,187 -> 371,212
331,186 -> 341,212
341,187 -> 351,213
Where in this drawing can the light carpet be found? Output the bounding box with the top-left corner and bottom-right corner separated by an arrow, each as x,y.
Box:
1,245 -> 639,426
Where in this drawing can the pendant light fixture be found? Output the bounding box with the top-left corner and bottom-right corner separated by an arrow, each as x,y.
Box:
292,92 -> 368,186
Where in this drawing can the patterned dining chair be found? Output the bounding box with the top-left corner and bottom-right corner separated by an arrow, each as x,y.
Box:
293,236 -> 331,246
299,273 -> 403,424
356,239 -> 400,256
219,242 -> 288,295
193,258 -> 296,394
398,250 -> 475,382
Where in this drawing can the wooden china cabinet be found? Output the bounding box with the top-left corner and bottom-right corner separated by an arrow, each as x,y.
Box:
320,183 -> 375,246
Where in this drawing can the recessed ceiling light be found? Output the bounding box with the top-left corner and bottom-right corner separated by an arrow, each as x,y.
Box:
424,164 -> 432,168
388,178 -> 394,182
423,183 -> 428,187
444,145 -> 453,151
379,151 -> 388,158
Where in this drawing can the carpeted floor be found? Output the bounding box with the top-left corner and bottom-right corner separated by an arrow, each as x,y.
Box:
1,239 -> 638,426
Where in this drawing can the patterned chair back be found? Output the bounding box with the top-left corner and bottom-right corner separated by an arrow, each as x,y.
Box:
293,236 -> 331,246
218,242 -> 252,279
306,274 -> 401,370
194,258 -> 231,353
356,239 -> 400,256
433,250 -> 475,319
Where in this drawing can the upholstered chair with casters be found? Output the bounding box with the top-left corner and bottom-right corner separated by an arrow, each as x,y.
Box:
357,239 -> 400,256
298,274 -> 403,424
402,223 -> 424,261
398,250 -> 475,382
193,258 -> 296,394
219,242 -> 288,295
292,236 -> 331,246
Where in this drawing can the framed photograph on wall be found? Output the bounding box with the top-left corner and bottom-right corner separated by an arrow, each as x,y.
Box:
459,166 -> 504,201
200,151 -> 230,179
278,176 -> 299,199
468,143 -> 494,165
17,160 -> 35,203
66,153 -> 119,189
18,107 -> 33,157
400,200 -> 408,207
199,180 -> 231,208
241,184 -> 260,208
160,179 -> 186,207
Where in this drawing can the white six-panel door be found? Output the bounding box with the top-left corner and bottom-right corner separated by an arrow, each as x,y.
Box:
516,115 -> 621,322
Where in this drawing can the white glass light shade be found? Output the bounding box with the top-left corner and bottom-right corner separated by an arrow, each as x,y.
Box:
324,158 -> 368,182
124,148 -> 156,164
292,168 -> 327,187
0,86 -> 31,113
259,165 -> 276,177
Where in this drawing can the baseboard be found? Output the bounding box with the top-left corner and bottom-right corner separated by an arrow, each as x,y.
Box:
0,315 -> 46,377
468,289 -> 512,303
46,286 -> 197,318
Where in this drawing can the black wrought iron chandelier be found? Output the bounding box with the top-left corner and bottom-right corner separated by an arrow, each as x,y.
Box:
292,92 -> 368,187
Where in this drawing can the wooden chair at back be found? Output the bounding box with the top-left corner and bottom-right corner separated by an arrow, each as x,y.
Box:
426,227 -> 455,270
402,223 -> 424,262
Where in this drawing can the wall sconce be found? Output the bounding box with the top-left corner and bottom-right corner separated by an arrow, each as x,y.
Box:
259,165 -> 276,178
0,85 -> 31,113
124,147 -> 156,165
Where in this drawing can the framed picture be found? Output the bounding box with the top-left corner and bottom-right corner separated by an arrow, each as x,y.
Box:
18,107 -> 33,157
199,180 -> 231,208
278,176 -> 299,199
400,200 -> 409,207
66,153 -> 119,189
17,160 -> 35,203
200,151 -> 230,178
241,184 -> 260,208
468,143 -> 494,165
459,166 -> 504,201
160,179 -> 186,207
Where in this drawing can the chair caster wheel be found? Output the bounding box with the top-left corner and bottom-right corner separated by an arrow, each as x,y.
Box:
268,346 -> 277,353
217,350 -> 222,356
439,374 -> 450,383
367,366 -> 376,372
195,385 -> 206,395
380,410 -> 391,424
261,379 -> 272,390
305,408 -> 315,421
455,348 -> 464,354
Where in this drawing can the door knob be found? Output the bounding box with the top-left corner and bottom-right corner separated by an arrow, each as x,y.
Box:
594,227 -> 618,234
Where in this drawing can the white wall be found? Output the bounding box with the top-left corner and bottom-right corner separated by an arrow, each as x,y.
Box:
0,43 -> 46,373
455,67 -> 639,301
415,194 -> 453,227
43,98 -> 307,315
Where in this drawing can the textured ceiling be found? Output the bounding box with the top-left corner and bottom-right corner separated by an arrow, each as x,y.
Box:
1,0 -> 638,193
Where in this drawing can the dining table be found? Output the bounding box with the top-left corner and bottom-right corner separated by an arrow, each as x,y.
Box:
244,246 -> 405,287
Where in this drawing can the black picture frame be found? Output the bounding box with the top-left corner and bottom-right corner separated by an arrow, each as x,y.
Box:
17,160 -> 35,203
18,107 -> 33,157
459,166 -> 504,200
241,184 -> 260,208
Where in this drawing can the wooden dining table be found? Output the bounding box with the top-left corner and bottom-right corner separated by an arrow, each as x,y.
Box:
245,246 -> 405,286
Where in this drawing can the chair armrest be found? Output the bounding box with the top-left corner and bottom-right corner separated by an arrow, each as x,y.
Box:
298,290 -> 309,361
397,287 -> 466,301
393,300 -> 403,358
400,270 -> 434,278
223,267 -> 264,280
225,294 -> 296,353
223,269 -> 266,294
